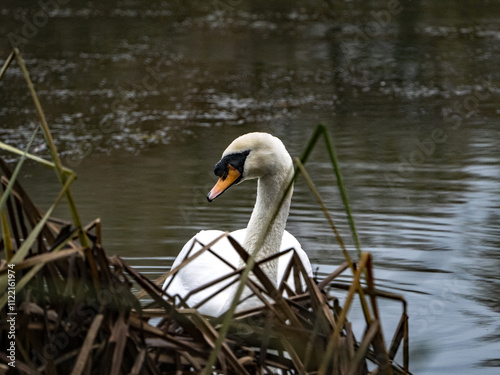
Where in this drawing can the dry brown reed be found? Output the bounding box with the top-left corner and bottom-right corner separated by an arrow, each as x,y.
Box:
0,49 -> 410,374
0,176 -> 409,373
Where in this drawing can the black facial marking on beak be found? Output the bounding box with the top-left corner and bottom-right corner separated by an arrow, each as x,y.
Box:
207,150 -> 250,202
214,150 -> 250,179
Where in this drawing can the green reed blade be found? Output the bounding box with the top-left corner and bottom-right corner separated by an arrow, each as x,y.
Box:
0,125 -> 42,214
204,168 -> 297,374
318,252 -> 371,375
0,173 -> 75,296
320,125 -> 362,258
1,201 -> 13,262
0,140 -> 73,176
13,48 -> 90,250
294,157 -> 353,265
0,50 -> 15,81
0,245 -> 82,310
0,125 -> 42,262
298,124 -> 361,258
294,157 -> 374,329
204,124 -> 365,373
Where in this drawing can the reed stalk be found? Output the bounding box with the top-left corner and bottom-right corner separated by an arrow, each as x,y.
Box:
0,198 -> 13,262
0,140 -> 73,175
294,157 -> 374,325
0,125 -> 42,261
12,49 -> 90,250
318,252 -> 371,375
297,124 -> 362,258
0,49 -> 100,288
0,173 -> 75,307
0,49 -> 409,374
0,49 -> 14,81
205,124 -> 369,372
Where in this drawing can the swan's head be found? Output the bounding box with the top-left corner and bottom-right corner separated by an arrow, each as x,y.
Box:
207,132 -> 293,202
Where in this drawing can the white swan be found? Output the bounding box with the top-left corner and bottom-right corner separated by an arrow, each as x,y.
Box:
163,132 -> 313,317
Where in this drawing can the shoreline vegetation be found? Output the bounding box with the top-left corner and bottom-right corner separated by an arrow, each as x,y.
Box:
0,49 -> 410,374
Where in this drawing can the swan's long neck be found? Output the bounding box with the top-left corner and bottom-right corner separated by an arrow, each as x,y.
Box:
242,167 -> 293,286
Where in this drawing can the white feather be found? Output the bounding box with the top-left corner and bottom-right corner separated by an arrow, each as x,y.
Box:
163,133 -> 313,317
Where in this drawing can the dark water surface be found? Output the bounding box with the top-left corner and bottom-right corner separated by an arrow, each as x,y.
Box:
1,1 -> 500,373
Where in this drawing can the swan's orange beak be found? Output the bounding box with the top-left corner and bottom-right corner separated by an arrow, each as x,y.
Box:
207,164 -> 241,202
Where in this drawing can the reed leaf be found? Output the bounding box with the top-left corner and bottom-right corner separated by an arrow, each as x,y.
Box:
205,124 -> 364,372
0,173 -> 75,302
0,247 -> 83,275
0,247 -> 81,309
9,173 -> 75,264
0,51 -> 410,374
70,314 -> 104,375
0,125 -> 42,261
204,170 -> 297,373
320,126 -> 362,258
0,49 -> 15,81
0,198 -> 14,262
294,157 -> 353,266
0,140 -> 73,176
296,142 -> 374,326
108,312 -> 129,375
0,125 -> 42,216
13,48 -> 90,250
318,252 -> 371,375
294,127 -> 377,330
10,49 -> 102,288
297,124 -> 361,258
348,319 -> 380,375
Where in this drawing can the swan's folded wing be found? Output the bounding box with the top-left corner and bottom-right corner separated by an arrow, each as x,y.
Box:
163,229 -> 246,316
280,230 -> 313,276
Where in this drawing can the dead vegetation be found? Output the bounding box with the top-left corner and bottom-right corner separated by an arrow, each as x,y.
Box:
0,49 -> 410,374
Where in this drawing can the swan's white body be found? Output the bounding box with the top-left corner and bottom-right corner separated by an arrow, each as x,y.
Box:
163,133 -> 313,317
164,229 -> 312,316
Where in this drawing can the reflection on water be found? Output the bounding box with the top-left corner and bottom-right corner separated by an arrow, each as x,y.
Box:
1,1 -> 500,373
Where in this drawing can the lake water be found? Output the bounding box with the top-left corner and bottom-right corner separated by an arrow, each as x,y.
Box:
1,1 -> 499,373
